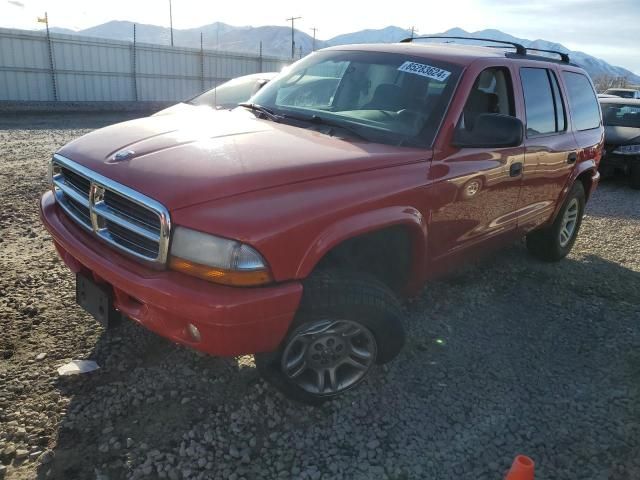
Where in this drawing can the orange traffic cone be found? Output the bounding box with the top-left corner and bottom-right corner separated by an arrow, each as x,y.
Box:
505,455 -> 535,480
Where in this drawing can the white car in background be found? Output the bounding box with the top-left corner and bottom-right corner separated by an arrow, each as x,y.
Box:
603,88 -> 640,99
153,72 -> 279,116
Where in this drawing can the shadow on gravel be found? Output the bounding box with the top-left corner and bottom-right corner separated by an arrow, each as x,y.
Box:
35,249 -> 640,480
0,113 -> 147,131
34,319 -> 257,480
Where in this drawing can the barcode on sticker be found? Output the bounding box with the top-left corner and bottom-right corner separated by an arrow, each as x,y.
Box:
397,61 -> 451,82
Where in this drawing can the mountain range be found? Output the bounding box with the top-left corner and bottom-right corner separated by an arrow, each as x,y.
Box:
48,22 -> 640,83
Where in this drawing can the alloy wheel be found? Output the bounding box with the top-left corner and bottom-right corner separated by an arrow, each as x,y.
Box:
281,319 -> 377,396
559,198 -> 579,247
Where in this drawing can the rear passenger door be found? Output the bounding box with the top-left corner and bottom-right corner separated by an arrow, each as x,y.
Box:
516,67 -> 578,232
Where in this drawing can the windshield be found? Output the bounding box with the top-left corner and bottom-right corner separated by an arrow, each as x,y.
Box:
189,75 -> 270,109
601,103 -> 640,128
249,50 -> 461,146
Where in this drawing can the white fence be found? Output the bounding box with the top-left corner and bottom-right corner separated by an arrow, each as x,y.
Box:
0,27 -> 290,102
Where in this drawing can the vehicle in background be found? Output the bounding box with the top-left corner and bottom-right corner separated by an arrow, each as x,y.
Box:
40,38 -> 603,403
153,72 -> 278,116
599,97 -> 640,188
597,94 -> 618,99
603,88 -> 640,99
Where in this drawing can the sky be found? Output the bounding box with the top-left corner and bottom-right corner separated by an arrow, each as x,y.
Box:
2,0 -> 639,75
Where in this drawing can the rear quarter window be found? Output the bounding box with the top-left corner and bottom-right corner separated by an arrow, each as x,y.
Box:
562,72 -> 601,131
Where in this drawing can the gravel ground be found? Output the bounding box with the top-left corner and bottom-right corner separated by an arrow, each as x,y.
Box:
1,113 -> 639,480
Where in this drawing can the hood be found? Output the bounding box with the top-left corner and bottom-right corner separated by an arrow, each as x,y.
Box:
57,109 -> 430,210
604,126 -> 640,147
151,102 -> 201,117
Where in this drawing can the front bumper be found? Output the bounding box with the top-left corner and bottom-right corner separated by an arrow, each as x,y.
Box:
40,191 -> 302,356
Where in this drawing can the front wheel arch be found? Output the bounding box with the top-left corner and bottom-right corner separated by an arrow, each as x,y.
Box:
295,207 -> 428,295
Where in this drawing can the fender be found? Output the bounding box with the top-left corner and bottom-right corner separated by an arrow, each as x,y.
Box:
550,157 -> 599,223
295,206 -> 429,292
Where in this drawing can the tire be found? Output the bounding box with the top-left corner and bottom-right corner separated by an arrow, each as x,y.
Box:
526,181 -> 585,262
630,162 -> 640,190
255,270 -> 405,404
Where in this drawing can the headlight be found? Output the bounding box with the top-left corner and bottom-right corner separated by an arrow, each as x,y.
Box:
612,144 -> 640,155
169,227 -> 272,286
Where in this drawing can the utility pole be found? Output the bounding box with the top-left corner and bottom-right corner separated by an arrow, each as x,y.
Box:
286,16 -> 301,60
38,11 -> 58,101
169,0 -> 174,46
410,26 -> 416,38
310,27 -> 318,51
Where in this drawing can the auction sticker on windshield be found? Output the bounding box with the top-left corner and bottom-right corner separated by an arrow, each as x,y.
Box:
397,61 -> 451,82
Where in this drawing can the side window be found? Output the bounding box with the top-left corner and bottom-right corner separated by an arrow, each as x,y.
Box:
459,67 -> 515,131
562,71 -> 601,131
520,67 -> 560,136
549,71 -> 567,132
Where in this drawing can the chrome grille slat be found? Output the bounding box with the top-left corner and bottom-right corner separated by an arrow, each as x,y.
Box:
53,176 -> 90,208
93,203 -> 161,242
55,191 -> 92,230
103,221 -> 160,257
104,190 -> 161,232
60,167 -> 91,195
50,154 -> 171,267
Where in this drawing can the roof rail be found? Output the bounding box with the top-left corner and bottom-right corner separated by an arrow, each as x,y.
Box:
400,36 -> 526,55
400,36 -> 571,63
525,47 -> 570,63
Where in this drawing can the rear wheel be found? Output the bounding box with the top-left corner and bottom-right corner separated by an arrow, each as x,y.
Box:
255,270 -> 405,403
526,182 -> 585,261
630,162 -> 640,190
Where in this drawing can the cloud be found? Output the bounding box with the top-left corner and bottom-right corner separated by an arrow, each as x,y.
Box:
7,0 -> 24,7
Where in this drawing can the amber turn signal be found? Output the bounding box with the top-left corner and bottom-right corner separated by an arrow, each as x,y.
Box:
169,256 -> 272,286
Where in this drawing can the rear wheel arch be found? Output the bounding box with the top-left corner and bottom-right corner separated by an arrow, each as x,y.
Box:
576,168 -> 596,200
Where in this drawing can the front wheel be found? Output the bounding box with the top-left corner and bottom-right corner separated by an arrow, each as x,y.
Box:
255,270 -> 405,404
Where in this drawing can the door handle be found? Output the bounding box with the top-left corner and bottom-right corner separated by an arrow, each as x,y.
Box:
509,162 -> 523,177
567,152 -> 578,164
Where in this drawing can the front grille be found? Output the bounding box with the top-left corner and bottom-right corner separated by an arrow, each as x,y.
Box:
61,167 -> 90,195
67,196 -> 91,226
105,221 -> 160,258
51,155 -> 171,266
104,191 -> 161,232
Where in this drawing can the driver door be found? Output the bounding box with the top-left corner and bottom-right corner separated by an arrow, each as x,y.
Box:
428,66 -> 525,261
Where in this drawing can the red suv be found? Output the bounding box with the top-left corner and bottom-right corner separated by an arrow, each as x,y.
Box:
40,37 -> 603,402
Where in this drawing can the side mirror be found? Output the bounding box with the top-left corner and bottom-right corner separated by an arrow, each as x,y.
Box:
453,113 -> 524,148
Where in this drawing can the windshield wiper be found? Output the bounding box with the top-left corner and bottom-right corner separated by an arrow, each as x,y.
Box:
282,113 -> 369,142
238,102 -> 282,122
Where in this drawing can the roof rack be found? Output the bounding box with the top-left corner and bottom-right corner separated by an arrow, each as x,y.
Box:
400,36 -> 571,63
525,47 -> 570,63
400,36 -> 526,55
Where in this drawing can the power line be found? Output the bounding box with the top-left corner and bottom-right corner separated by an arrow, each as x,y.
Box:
286,16 -> 301,59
